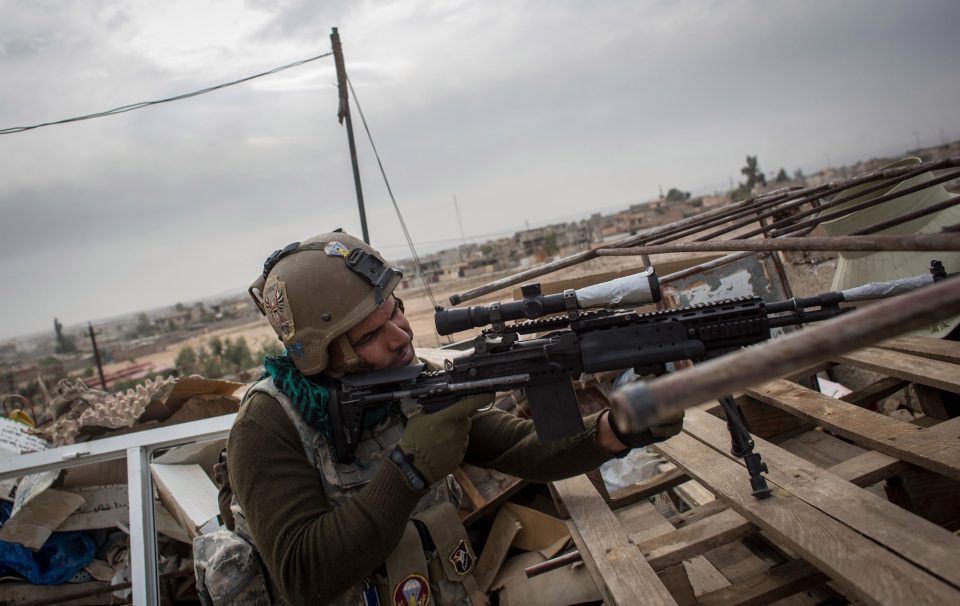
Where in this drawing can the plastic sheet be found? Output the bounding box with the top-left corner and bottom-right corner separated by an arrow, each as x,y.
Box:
0,501 -> 95,585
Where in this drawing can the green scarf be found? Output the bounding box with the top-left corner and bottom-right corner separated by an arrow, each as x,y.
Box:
262,355 -> 397,448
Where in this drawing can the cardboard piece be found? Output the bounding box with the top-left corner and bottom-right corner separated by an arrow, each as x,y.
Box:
0,483 -> 85,549
140,377 -> 243,423
57,485 -> 128,532
150,463 -> 220,539
501,502 -> 569,554
52,483 -> 192,544
155,501 -> 192,544
153,438 -> 227,480
61,459 -> 127,489
493,551 -> 600,606
474,504 -> 523,593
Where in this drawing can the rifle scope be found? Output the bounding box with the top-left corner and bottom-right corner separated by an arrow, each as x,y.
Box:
435,268 -> 661,335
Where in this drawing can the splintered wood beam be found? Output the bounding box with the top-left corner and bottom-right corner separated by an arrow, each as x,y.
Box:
834,347 -> 960,394
683,409 -> 960,590
657,433 -> 960,606
746,379 -> 960,481
551,475 -> 678,606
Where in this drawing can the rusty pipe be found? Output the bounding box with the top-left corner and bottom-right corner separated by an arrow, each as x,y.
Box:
611,276 -> 960,432
593,233 -> 960,255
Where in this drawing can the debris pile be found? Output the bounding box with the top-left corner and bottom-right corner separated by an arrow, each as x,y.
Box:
0,376 -> 241,603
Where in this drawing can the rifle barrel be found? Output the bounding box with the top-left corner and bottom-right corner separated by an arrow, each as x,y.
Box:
611,276 -> 960,432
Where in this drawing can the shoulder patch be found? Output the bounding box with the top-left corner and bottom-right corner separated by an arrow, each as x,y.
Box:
393,573 -> 430,606
449,538 -> 474,575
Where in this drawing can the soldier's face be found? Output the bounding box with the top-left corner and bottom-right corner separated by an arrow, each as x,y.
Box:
345,295 -> 415,370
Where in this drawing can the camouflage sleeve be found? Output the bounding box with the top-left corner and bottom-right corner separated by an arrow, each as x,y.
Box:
463,408 -> 613,482
228,392 -> 424,605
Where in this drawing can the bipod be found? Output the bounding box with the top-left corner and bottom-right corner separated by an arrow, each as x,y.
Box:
717,394 -> 771,499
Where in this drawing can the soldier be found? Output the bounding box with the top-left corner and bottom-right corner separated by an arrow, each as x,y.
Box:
194,231 -> 682,606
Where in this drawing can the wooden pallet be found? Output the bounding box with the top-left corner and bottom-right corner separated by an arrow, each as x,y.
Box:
549,335 -> 960,606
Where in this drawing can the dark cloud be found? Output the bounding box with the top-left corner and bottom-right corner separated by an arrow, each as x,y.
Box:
1,0 -> 959,338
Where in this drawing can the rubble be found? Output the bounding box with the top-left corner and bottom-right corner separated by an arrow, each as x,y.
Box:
0,375 -> 240,600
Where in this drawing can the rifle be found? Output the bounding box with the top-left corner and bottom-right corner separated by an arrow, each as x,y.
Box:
328,262 -> 950,497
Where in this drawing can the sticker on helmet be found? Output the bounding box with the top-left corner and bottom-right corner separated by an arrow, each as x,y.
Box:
393,574 -> 429,606
264,278 -> 295,339
449,539 -> 474,575
324,241 -> 352,258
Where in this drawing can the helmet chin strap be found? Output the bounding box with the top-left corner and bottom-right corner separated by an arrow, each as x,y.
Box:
326,334 -> 373,378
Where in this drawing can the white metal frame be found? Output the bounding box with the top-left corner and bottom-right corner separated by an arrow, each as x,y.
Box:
0,414 -> 236,605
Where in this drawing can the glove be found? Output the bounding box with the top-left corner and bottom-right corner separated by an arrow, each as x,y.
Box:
397,393 -> 494,484
608,407 -> 685,449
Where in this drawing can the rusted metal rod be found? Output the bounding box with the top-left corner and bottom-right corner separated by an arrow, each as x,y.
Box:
648,188 -> 818,245
656,225 -> 819,285
524,550 -> 584,578
594,233 -> 960,256
640,189 -> 794,246
853,196 -> 960,236
659,251 -> 756,284
766,169 -> 960,239
700,158 -> 960,242
611,276 -> 960,433
449,158 -> 960,305
693,162 -> 941,243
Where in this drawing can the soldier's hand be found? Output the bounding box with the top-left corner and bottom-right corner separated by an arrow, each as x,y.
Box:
398,393 -> 494,484
608,407 -> 685,450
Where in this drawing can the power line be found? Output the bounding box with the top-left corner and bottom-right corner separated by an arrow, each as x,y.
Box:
0,52 -> 333,135
346,76 -> 446,322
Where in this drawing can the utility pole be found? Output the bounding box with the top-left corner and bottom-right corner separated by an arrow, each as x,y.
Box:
88,322 -> 107,390
453,194 -> 466,262
330,27 -> 370,243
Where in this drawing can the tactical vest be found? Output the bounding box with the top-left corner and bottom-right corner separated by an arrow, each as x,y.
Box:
194,377 -> 486,606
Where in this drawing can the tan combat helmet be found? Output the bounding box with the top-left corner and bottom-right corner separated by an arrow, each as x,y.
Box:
248,231 -> 403,377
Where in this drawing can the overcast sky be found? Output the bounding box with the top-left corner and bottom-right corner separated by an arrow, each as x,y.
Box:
1,0 -> 958,341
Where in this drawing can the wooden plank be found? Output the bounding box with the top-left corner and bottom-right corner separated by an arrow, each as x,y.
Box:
696,559 -> 827,606
684,409 -> 960,589
839,376 -> 909,409
878,335 -> 960,364
827,450 -> 907,487
746,379 -> 960,480
826,415 -> 960,487
454,468 -> 486,510
834,347 -> 960,394
913,383 -> 960,420
616,498 -> 731,597
552,475 -> 677,606
634,508 -> 757,571
722,395 -> 815,439
702,541 -> 773,585
609,467 -> 689,509
657,433 -> 960,606
658,563 -> 697,606
776,430 -> 865,469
